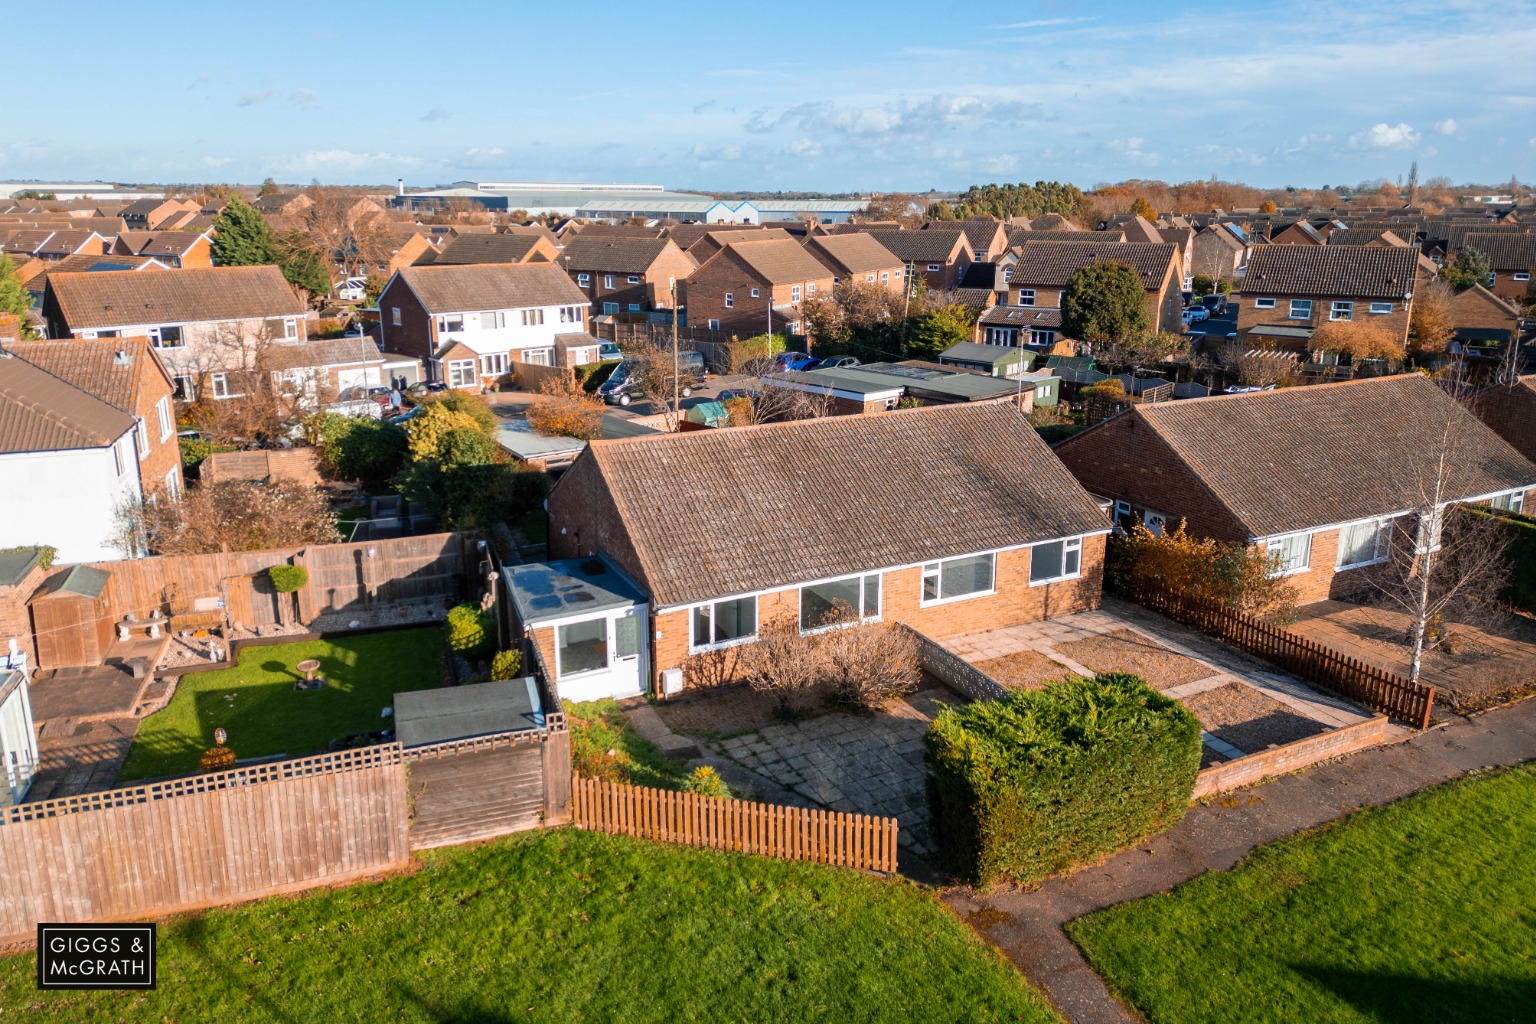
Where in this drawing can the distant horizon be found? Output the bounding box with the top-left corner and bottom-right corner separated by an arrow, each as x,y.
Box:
12,0 -> 1534,191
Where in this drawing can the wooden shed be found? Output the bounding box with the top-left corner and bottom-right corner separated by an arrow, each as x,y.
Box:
30,565 -> 115,669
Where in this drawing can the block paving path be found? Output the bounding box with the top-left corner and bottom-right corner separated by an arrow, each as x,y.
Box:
943,696 -> 1536,1024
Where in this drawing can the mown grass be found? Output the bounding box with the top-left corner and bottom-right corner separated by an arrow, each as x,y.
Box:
118,627 -> 445,781
1068,764 -> 1536,1024
3,828 -> 1059,1023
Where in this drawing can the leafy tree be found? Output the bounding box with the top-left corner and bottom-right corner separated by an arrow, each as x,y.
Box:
258,177 -> 281,197
924,200 -> 956,221
1191,274 -> 1215,296
527,374 -> 603,441
0,253 -> 36,334
1062,262 -> 1150,345
907,304 -> 974,360
1130,196 -> 1157,220
1440,248 -> 1491,291
305,413 -> 408,483
1409,276 -> 1457,356
210,195 -> 279,267
1310,319 -> 1407,363
950,181 -> 1092,223
1259,200 -> 1278,214
404,404 -> 494,465
274,230 -> 332,297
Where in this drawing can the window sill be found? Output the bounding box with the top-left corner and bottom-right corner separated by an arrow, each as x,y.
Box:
919,589 -> 995,609
1029,573 -> 1082,588
558,664 -> 612,680
799,617 -> 881,636
687,635 -> 758,655
1266,567 -> 1311,579
1335,557 -> 1387,572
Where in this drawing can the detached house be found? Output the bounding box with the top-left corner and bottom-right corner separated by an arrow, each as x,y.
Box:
866,228 -> 974,291
1054,375 -> 1536,604
559,235 -> 698,313
42,265 -> 310,404
378,263 -> 594,388
1236,244 -> 1419,350
681,238 -> 834,336
537,404 -> 1110,699
803,233 -> 905,293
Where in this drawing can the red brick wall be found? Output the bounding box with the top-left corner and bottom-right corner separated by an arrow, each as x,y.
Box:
0,559 -> 47,671
1192,715 -> 1390,798
546,456 -> 650,590
1466,381 -> 1536,465
1235,291 -> 1413,347
378,275 -> 436,367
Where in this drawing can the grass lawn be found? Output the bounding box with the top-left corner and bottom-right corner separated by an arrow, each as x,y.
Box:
118,627 -> 445,781
566,698 -> 690,790
521,508 -> 548,544
1068,764 -> 1536,1024
2,829 -> 1059,1024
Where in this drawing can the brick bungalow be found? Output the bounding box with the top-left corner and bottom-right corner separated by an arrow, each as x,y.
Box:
538,403 -> 1110,698
1053,374 -> 1536,604
681,238 -> 834,336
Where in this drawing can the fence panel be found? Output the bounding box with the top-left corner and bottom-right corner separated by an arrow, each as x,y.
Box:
1132,584 -> 1434,727
571,775 -> 897,873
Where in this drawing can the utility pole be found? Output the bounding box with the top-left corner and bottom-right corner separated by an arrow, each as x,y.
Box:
670,276 -> 679,426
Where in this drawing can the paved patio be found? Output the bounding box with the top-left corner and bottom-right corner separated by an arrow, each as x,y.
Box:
942,599 -> 1378,763
1290,600 -> 1536,713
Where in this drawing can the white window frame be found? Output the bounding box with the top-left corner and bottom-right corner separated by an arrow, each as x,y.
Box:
1028,536 -> 1084,586
164,466 -> 181,500
155,396 -> 173,441
480,352 -> 509,376
483,310 -> 506,329
577,273 -> 590,286
1368,302 -> 1393,314
791,285 -> 802,302
1415,509 -> 1444,554
446,359 -> 476,388
135,418 -> 149,460
1490,490 -> 1526,514
520,348 -> 555,367
1017,288 -> 1036,305
865,274 -> 875,284
627,274 -> 640,285
807,282 -> 817,296
1253,297 -> 1277,309
1512,272 -> 1531,282
436,314 -> 464,333
391,306 -> 402,326
1265,531 -> 1313,576
927,263 -> 941,272
520,309 -> 544,326
799,573 -> 883,632
556,619 -> 610,679
560,305 -> 582,323
920,552 -> 997,607
112,437 -> 126,477
283,317 -> 299,340
688,595 -> 760,653
1335,518 -> 1392,570
750,288 -> 760,298
724,292 -> 733,309
707,319 -> 720,330
1288,299 -> 1312,320
1330,300 -> 1354,322
149,324 -> 184,349
210,372 -> 232,399
603,274 -> 616,289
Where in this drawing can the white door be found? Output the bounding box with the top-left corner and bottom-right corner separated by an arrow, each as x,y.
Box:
611,607 -> 647,698
553,608 -> 647,702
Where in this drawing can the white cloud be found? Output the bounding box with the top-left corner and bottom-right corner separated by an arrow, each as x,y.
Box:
456,147 -> 505,169
1434,118 -> 1458,135
691,143 -> 742,165
1348,122 -> 1420,149
788,138 -> 822,158
278,150 -> 422,172
202,156 -> 233,168
1108,137 -> 1160,167
237,90 -> 273,107
745,93 -> 1043,146
996,16 -> 1097,30
420,107 -> 450,122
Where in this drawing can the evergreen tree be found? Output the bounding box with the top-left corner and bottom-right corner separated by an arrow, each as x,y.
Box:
1062,262 -> 1151,345
210,196 -> 278,267
0,253 -> 35,336
1440,248 -> 1491,292
274,230 -> 332,297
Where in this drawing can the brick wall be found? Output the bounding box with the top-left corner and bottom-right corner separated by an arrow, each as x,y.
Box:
1234,292 -> 1413,347
1191,714 -> 1391,798
0,557 -> 47,670
378,275 -> 436,367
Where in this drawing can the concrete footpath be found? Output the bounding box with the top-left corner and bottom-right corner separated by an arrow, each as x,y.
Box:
943,698 -> 1536,1024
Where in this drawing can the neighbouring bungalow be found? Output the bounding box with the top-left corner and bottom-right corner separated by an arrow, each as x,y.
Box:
536,404 -> 1110,699
1466,374 -> 1536,466
1053,374 -> 1536,605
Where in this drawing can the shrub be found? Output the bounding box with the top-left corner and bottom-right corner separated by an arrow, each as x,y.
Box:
1470,508 -> 1536,614
306,413 -> 408,483
1111,522 -> 1299,623
821,619 -> 921,709
178,434 -> 237,472
446,603 -> 493,657
575,359 -> 621,392
527,373 -> 604,441
925,673 -> 1202,887
490,649 -> 522,681
685,765 -> 727,798
266,565 -> 308,593
0,545 -> 56,571
735,614 -> 824,717
725,334 -> 786,373
199,746 -> 236,773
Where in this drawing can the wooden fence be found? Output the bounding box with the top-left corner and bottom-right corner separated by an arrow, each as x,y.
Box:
0,747 -> 410,946
571,775 -> 898,874
1132,584 -> 1435,728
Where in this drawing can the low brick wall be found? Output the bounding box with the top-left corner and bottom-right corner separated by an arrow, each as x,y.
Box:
902,625 -> 1010,702
1192,714 -> 1392,799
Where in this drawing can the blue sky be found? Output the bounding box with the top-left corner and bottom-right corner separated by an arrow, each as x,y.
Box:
12,0 -> 1534,192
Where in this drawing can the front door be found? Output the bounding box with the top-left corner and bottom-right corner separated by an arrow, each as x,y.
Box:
611,607 -> 647,698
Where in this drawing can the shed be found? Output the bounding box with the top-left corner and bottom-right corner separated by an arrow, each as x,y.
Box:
682,401 -> 729,429
938,342 -> 1032,377
29,565 -> 114,669
495,419 -> 587,472
393,678 -> 545,746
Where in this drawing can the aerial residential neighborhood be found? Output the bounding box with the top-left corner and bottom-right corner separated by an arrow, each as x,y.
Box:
1,3 -> 1533,1022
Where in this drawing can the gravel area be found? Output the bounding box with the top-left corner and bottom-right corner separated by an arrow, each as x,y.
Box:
1181,681 -> 1329,753
974,650 -> 1074,690
1055,628 -> 1215,690
156,603 -> 446,669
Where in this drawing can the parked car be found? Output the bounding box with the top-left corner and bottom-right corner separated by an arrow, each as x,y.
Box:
773,351 -> 819,372
716,388 -> 762,403
402,380 -> 449,405
810,355 -> 861,371
598,351 -> 707,406
597,341 -> 623,362
1182,307 -> 1210,324
1199,295 -> 1228,315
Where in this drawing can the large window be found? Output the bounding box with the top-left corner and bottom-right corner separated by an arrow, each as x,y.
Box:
521,309 -> 544,326
437,314 -> 464,333
1336,518 -> 1391,569
447,359 -> 476,387
155,396 -> 173,440
560,305 -> 582,323
1266,532 -> 1313,576
480,352 -> 508,376
482,310 -> 506,329
1288,299 -> 1312,320
691,596 -> 758,650
1030,537 -> 1083,585
558,619 -> 608,676
1491,491 -> 1526,514
603,274 -> 616,289
922,553 -> 995,605
520,348 -> 556,366
149,325 -> 183,348
800,574 -> 881,629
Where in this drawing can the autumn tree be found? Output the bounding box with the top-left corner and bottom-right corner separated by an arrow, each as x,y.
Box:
210,195 -> 279,267
527,372 -> 604,440
1309,319 -> 1407,364
1259,200 -> 1278,214
258,177 -> 281,197
858,193 -> 924,227
1062,261 -> 1151,346
1409,276 -> 1457,356
123,481 -> 339,555
1113,522 -> 1300,623
1130,196 -> 1157,220
801,280 -> 910,362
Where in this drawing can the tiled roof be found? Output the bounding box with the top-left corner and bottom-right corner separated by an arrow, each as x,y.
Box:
263,336 -> 385,371
434,233 -> 550,265
557,235 -> 683,274
865,228 -> 971,263
133,231 -> 207,257
1009,240 -> 1178,289
1007,228 -> 1104,247
804,233 -> 902,275
723,239 -> 832,285
395,262 -> 588,314
0,355 -> 136,454
978,305 -> 1063,329
48,265 -> 304,330
4,338 -> 165,413
1462,233 -> 1536,271
1327,228 -> 1409,247
562,403 -> 1109,606
687,227 -> 792,257
35,230 -> 103,257
935,287 -> 999,316
1240,244 -> 1419,300
1130,375 -> 1536,537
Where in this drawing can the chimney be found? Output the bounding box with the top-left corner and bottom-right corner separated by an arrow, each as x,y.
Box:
397,178 -> 405,197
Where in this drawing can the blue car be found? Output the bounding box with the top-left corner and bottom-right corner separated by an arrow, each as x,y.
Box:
773,351 -> 819,372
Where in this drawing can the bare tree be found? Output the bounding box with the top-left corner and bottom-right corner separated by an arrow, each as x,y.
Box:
120,481 -> 340,555
819,616 -> 921,709
736,614 -> 824,716
172,321 -> 340,444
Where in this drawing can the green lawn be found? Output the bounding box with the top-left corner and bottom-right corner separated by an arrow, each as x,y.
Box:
566,697 -> 691,790
522,508 -> 548,544
119,627 -> 445,781
3,828 -> 1059,1024
1068,764 -> 1536,1024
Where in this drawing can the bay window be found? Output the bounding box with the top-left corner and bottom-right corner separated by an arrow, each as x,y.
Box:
800,573 -> 881,629
691,596 -> 758,650
1029,537 -> 1083,585
922,553 -> 995,605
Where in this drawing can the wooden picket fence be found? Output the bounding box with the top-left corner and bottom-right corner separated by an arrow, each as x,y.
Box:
1133,584 -> 1435,728
571,775 -> 898,873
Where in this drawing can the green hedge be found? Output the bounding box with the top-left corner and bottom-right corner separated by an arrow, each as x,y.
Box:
925,673 -> 1202,887
578,360 -> 622,393
1471,507 -> 1536,613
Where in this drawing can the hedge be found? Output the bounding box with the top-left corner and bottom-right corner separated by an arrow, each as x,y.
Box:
925,673 -> 1202,887
446,603 -> 494,658
1471,507 -> 1536,614
577,359 -> 622,393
